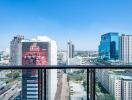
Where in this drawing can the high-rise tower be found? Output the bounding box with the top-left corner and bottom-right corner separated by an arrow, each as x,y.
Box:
99,32 -> 119,60
10,36 -> 57,100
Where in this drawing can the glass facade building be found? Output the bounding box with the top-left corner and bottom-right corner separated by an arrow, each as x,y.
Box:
99,32 -> 119,60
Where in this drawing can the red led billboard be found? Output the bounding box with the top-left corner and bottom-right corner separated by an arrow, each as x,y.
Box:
22,42 -> 48,65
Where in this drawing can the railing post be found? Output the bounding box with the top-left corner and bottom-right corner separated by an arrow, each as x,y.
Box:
89,69 -> 95,100
38,69 -> 46,100
38,69 -> 43,100
87,68 -> 89,100
44,69 -> 46,100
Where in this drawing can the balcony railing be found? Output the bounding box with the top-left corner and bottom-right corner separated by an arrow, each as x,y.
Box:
0,65 -> 132,100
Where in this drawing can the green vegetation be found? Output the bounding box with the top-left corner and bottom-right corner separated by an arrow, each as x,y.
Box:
97,94 -> 115,100
96,82 -> 109,93
96,82 -> 115,100
6,72 -> 20,79
68,73 -> 83,81
68,70 -> 84,81
82,80 -> 87,91
96,82 -> 100,92
5,70 -> 20,83
5,78 -> 14,84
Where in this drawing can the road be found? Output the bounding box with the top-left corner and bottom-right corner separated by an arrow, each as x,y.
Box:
55,72 -> 70,100
69,81 -> 87,100
0,81 -> 21,100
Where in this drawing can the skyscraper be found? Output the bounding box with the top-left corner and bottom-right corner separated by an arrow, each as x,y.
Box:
67,40 -> 74,58
119,34 -> 132,64
10,35 -> 24,65
10,36 -> 57,100
99,32 -> 119,60
67,40 -> 74,65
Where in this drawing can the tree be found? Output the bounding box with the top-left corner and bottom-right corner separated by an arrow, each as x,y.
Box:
6,73 -> 12,79
13,72 -> 20,79
6,72 -> 20,79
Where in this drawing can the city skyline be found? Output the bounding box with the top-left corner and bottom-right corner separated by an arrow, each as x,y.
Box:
0,0 -> 132,50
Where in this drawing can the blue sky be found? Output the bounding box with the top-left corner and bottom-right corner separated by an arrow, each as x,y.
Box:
0,0 -> 132,50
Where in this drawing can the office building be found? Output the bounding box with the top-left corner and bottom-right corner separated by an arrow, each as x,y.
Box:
67,40 -> 74,58
119,34 -> 132,64
10,35 -> 24,65
10,36 -> 57,100
99,32 -> 119,60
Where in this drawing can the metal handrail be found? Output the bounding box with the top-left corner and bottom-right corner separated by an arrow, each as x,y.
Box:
0,65 -> 132,69
0,65 -> 132,100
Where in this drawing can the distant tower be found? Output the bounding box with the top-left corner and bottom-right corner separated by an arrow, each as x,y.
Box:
72,44 -> 75,58
67,40 -> 74,58
67,40 -> 75,65
10,35 -> 24,65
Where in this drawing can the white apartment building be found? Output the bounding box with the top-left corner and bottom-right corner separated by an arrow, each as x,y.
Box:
109,75 -> 122,100
122,77 -> 132,100
119,34 -> 132,64
97,69 -> 132,100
